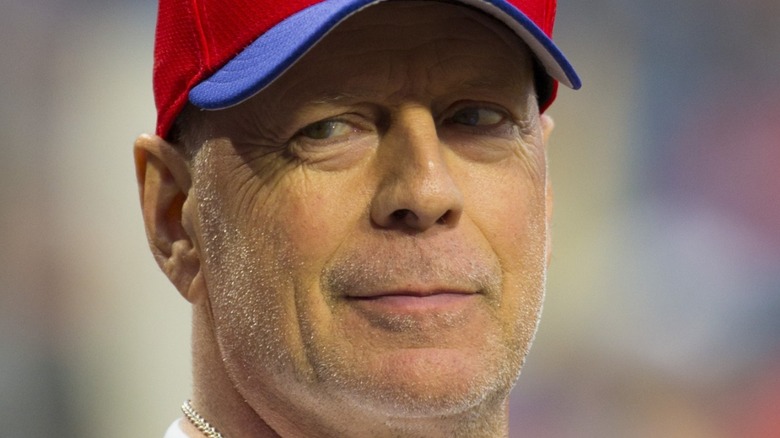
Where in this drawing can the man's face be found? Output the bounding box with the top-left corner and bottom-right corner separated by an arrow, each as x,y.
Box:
183,0 -> 550,426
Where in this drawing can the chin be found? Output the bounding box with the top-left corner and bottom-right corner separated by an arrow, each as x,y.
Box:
320,341 -> 524,420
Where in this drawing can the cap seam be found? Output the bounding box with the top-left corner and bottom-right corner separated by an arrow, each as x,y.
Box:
191,0 -> 212,68
548,0 -> 556,36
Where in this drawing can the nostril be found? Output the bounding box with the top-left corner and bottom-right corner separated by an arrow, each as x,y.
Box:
388,208 -> 455,227
391,209 -> 412,221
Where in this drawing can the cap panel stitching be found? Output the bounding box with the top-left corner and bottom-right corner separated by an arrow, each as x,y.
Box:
191,0 -> 212,68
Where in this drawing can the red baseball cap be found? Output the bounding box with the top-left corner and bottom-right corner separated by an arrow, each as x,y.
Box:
154,0 -> 581,138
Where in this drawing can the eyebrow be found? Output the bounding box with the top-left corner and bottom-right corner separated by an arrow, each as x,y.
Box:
463,77 -> 518,89
299,69 -> 530,110
456,76 -> 528,94
309,91 -> 377,106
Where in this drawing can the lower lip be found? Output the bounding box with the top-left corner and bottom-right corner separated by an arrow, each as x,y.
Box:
347,293 -> 476,315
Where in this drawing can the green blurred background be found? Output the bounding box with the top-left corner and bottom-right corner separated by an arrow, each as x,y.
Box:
2,1 -> 778,436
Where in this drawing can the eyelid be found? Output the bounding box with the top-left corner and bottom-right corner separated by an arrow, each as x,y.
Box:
287,113 -> 377,158
292,102 -> 379,131
440,102 -> 514,130
292,113 -> 365,139
297,119 -> 351,139
442,101 -> 509,120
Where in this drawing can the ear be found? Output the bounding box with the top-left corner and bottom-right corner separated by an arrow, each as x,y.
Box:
541,114 -> 555,267
134,134 -> 203,303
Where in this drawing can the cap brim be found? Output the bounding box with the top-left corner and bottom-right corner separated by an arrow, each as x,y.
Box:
189,0 -> 581,110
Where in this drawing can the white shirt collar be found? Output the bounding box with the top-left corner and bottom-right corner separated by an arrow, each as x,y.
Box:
164,419 -> 190,438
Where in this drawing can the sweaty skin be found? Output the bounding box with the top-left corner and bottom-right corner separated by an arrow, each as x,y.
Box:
136,2 -> 555,437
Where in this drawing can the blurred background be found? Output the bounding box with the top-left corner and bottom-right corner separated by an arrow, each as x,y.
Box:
1,0 -> 778,436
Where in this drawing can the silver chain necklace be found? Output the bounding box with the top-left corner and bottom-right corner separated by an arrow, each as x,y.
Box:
181,400 -> 225,438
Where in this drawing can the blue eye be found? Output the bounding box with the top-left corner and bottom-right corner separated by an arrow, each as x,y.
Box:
299,120 -> 352,140
449,107 -> 505,127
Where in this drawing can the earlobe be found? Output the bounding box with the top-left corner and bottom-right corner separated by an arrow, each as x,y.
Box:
540,114 -> 555,146
134,134 -> 203,303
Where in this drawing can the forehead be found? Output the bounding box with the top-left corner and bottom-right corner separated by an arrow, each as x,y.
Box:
260,2 -> 533,102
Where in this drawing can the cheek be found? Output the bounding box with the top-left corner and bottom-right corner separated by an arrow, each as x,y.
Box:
466,166 -> 547,261
464,166 -> 548,327
270,170 -> 370,274
194,166 -> 350,381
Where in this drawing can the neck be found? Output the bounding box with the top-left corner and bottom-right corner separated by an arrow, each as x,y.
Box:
190,305 -> 281,438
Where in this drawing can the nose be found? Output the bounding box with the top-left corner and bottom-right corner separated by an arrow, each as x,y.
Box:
370,106 -> 464,231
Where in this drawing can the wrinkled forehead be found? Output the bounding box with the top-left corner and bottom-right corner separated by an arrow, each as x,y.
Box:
333,1 -> 535,48
272,3 -> 534,94
318,2 -> 536,73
